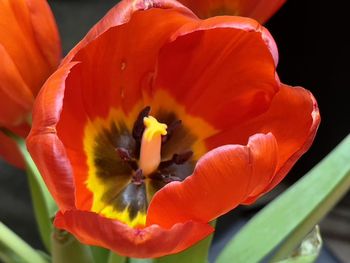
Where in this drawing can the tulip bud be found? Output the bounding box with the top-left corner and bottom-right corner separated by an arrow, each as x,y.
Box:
0,0 -> 61,126
0,0 -> 61,167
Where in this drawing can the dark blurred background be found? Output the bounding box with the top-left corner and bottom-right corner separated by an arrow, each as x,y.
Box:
0,0 -> 349,262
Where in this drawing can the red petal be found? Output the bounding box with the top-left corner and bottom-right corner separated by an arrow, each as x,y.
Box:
0,44 -> 33,127
0,0 -> 59,95
54,64 -> 92,210
25,0 -> 61,72
251,85 -> 320,200
54,210 -> 213,258
206,84 -> 320,203
27,63 -> 78,211
153,16 -> 279,130
63,8 -> 195,119
62,0 -> 196,64
177,0 -> 285,23
147,133 -> 278,228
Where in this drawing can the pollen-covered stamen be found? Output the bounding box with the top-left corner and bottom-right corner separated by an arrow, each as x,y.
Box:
158,151 -> 193,169
162,119 -> 182,143
139,116 -> 167,176
132,106 -> 151,143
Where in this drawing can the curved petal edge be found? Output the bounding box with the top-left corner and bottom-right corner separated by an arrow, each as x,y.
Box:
147,133 -> 279,228
54,210 -> 214,258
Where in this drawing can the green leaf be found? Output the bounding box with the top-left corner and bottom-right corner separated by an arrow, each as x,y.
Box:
51,228 -> 94,263
155,221 -> 216,263
0,242 -> 22,263
276,225 -> 322,263
0,222 -> 49,263
216,134 -> 350,263
17,138 -> 57,252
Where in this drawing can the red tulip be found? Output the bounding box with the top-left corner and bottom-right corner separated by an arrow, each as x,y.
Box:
177,0 -> 286,23
27,0 -> 320,258
0,0 -> 61,167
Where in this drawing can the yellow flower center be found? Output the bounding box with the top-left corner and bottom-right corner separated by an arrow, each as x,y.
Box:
83,93 -> 217,228
139,116 -> 167,176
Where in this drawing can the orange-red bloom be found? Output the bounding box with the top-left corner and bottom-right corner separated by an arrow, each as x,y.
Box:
177,0 -> 286,23
0,0 -> 61,167
27,0 -> 320,258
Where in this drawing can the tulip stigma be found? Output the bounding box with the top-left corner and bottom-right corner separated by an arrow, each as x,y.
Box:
139,116 -> 167,176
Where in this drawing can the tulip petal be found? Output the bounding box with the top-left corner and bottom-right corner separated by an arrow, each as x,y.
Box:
154,16 -> 279,130
25,0 -> 61,71
147,133 -> 278,228
66,8 -> 195,118
0,44 -> 33,126
54,210 -> 213,258
177,0 -> 285,23
62,0 -> 196,64
206,84 -> 320,203
0,0 -> 58,95
27,63 -> 79,211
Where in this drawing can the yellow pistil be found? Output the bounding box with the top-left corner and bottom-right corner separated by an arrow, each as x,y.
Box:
139,116 -> 167,176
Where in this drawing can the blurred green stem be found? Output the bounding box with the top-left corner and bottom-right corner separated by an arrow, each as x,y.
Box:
107,252 -> 127,263
16,137 -> 57,252
51,228 -> 94,263
0,222 -> 48,263
91,246 -> 110,263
